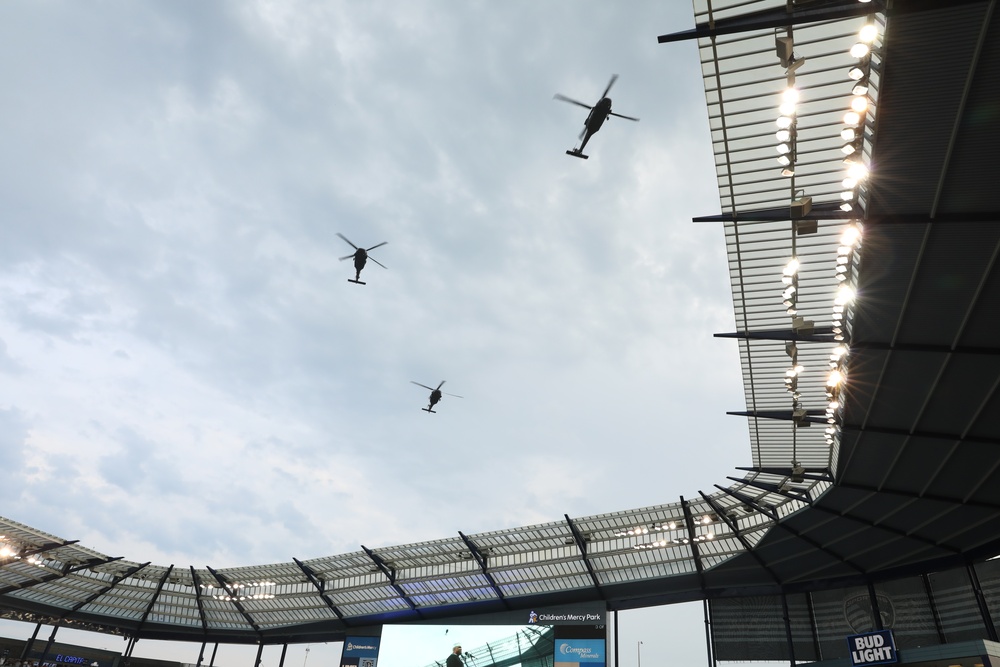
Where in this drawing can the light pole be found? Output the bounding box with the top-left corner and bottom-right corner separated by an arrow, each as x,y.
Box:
637,641 -> 643,667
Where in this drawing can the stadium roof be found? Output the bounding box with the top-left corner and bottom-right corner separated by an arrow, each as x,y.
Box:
3,0 -> 1000,646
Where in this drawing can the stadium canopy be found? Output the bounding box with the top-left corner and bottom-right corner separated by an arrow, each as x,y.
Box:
4,0 -> 1000,647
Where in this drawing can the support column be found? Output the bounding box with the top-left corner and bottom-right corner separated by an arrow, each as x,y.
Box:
37,625 -> 60,667
613,610 -> 619,667
18,622 -> 42,661
867,583 -> 884,630
703,599 -> 714,667
922,573 -> 946,644
806,593 -> 822,661
968,563 -> 999,642
781,593 -> 796,667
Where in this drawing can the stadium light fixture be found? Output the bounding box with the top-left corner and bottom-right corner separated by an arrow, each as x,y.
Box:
775,34 -> 794,66
791,191 -> 812,218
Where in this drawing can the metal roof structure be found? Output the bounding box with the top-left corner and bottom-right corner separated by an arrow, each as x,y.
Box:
3,0 -> 1000,648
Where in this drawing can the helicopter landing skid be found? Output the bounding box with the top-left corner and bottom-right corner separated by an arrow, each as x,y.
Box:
348,279 -> 367,285
422,408 -> 436,413
566,149 -> 589,160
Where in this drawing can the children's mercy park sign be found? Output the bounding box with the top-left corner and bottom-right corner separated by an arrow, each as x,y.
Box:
847,630 -> 898,667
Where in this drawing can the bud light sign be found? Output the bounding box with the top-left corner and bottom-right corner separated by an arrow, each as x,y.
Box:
847,630 -> 897,667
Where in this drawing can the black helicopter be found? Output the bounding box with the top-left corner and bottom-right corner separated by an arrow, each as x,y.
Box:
410,380 -> 462,413
337,233 -> 387,285
554,74 -> 638,159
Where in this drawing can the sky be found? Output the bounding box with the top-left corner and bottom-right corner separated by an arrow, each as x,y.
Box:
1,1 -> 754,666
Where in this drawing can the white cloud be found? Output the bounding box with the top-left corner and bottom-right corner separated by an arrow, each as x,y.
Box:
0,1 -> 749,664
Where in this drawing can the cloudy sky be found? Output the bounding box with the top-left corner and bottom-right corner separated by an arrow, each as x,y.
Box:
1,1 -> 754,665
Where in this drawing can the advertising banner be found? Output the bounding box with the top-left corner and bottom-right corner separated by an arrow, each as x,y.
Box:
340,636 -> 381,667
847,630 -> 897,667
554,639 -> 605,667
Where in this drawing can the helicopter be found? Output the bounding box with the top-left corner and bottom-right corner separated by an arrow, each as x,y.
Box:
337,233 -> 387,285
554,74 -> 638,159
410,380 -> 463,413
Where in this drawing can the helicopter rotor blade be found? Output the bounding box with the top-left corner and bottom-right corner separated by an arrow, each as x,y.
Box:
338,253 -> 355,261
336,233 -> 359,250
601,74 -> 618,101
436,381 -> 446,390
411,381 -> 435,391
366,241 -> 388,252
609,111 -> 639,121
369,257 -> 388,270
554,94 -> 592,110
443,393 -> 463,399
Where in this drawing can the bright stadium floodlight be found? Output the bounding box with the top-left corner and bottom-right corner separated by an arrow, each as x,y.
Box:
779,87 -> 798,115
852,79 -> 869,96
776,115 -> 794,129
859,24 -> 879,43
844,110 -> 861,125
849,65 -> 866,81
850,42 -> 871,58
842,225 -> 862,247
851,96 -> 869,113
